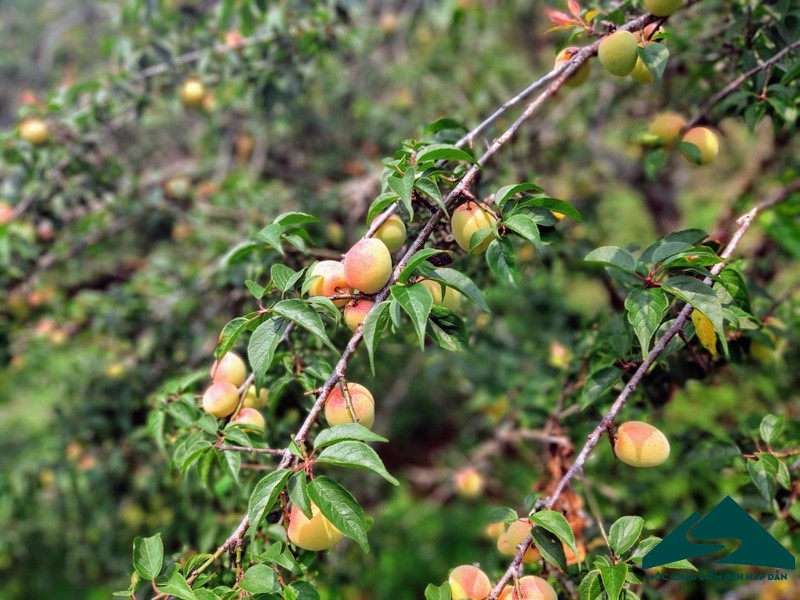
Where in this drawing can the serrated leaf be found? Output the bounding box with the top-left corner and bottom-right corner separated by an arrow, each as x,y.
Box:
388,168 -> 415,217
625,288 -> 669,358
239,564 -> 276,594
271,264 -> 303,292
271,299 -> 335,350
316,441 -> 399,485
391,283 -> 433,349
247,469 -> 292,535
531,510 -> 578,557
307,476 -> 369,552
691,309 -> 718,357
426,268 -> 489,312
663,276 -> 727,355
216,317 -> 250,359
366,193 -> 400,224
581,366 -> 622,409
399,248 -> 447,283
313,423 -> 389,449
248,317 -> 288,389
424,582 -> 452,600
579,570 -> 604,600
531,526 -> 567,571
486,238 -> 516,286
637,44 -> 669,79
415,143 -> 476,164
255,223 -> 284,254
504,214 -> 542,251
133,534 -> 163,580
585,246 -> 639,273
415,177 -> 447,213
759,414 -> 784,445
288,471 -> 312,518
608,516 -> 644,555
494,182 -> 543,207
599,563 -> 628,600
362,300 -> 391,375
630,536 -> 661,563
244,279 -> 267,299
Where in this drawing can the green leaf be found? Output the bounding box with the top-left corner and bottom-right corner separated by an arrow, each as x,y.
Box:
274,212 -> 319,227
244,279 -> 267,299
415,177 -> 447,213
388,168 -> 415,217
718,267 -> 752,312
366,193 -> 400,224
503,214 -> 542,251
494,182 -> 543,207
271,299 -> 335,350
307,476 -> 369,552
399,248 -> 448,283
585,246 -> 639,273
314,423 -> 389,449
625,288 -> 669,358
415,143 -> 476,164
487,507 -> 519,523
662,276 -> 727,355
248,317 -> 289,389
271,264 -> 303,292
531,526 -> 567,571
630,536 -> 661,564
661,247 -> 721,268
133,534 -> 163,580
747,458 -> 776,502
239,564 -> 276,594
255,223 -> 284,253
637,43 -> 669,79
215,317 -> 250,359
608,516 -> 644,555
287,581 -> 320,600
531,510 -> 578,558
662,559 -> 698,570
362,300 -> 392,375
427,306 -> 469,351
649,241 -> 692,265
578,570 -> 604,600
759,414 -> 784,445
288,471 -> 312,519
156,567 -> 197,600
426,268 -> 489,312
247,469 -> 292,535
223,449 -> 241,483
581,366 -> 622,409
391,283 -> 433,349
486,238 -> 516,286
424,582 -> 452,600
316,441 -> 399,485
598,563 -> 628,600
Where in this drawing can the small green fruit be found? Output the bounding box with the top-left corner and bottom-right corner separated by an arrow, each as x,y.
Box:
598,31 -> 638,77
644,0 -> 683,17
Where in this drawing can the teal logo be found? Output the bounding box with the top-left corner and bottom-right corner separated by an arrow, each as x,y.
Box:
643,496 -> 795,570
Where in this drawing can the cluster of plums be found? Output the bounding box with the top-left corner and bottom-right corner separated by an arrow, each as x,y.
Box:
201,351 -> 267,430
647,112 -> 719,165
448,565 -> 557,600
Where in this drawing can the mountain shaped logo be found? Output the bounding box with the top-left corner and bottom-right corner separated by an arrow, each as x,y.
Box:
643,496 -> 795,570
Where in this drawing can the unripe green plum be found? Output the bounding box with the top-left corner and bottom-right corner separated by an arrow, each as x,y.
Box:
679,127 -> 719,165
614,421 -> 670,467
554,47 -> 591,87
372,214 -> 406,252
644,0 -> 682,17
230,407 -> 266,433
343,299 -> 374,332
448,565 -> 492,600
307,260 -> 351,307
499,576 -> 558,600
202,381 -> 240,418
210,351 -> 248,387
343,238 -> 393,293
325,382 -> 375,428
598,30 -> 638,76
496,519 -> 540,563
648,112 -> 686,146
451,201 -> 497,253
287,502 -> 344,551
419,279 -> 463,311
630,56 -> 654,83
243,385 -> 269,408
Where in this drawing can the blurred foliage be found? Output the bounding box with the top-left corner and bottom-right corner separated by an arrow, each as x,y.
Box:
0,0 -> 798,599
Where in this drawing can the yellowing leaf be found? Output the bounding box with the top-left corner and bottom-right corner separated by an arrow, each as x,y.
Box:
691,309 -> 718,357
585,9 -> 603,21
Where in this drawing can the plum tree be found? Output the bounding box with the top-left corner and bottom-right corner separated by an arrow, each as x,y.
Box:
648,112 -> 686,146
19,117 -> 49,145
553,47 -> 591,87
498,576 -> 558,600
679,126 -> 719,165
419,279 -> 463,311
324,382 -> 375,428
448,565 -> 492,600
453,467 -> 484,498
372,214 -> 407,252
644,0 -> 683,17
343,238 -> 393,293
230,407 -> 266,433
496,519 -> 541,563
286,503 -> 344,551
451,201 -> 497,253
180,77 -> 206,108
210,351 -> 247,387
614,421 -> 671,467
598,31 -> 638,76
344,299 -> 375,332
306,260 -> 351,306
201,381 -> 240,418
